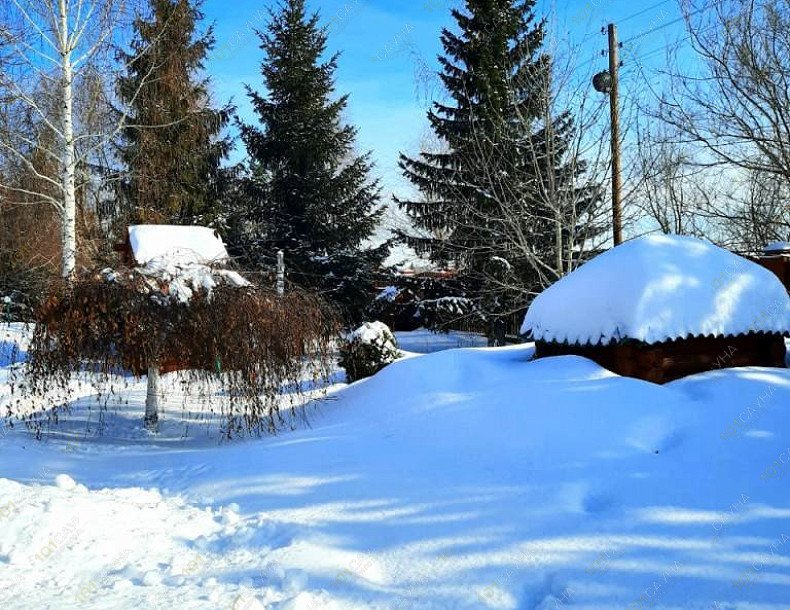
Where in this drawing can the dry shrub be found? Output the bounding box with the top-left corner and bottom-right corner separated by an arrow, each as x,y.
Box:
0,187 -> 105,319
14,275 -> 339,437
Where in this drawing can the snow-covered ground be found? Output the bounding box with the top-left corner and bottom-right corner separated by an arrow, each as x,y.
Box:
394,329 -> 488,354
1,324 -> 790,609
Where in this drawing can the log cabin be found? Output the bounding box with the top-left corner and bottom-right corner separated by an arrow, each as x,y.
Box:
754,242 -> 790,292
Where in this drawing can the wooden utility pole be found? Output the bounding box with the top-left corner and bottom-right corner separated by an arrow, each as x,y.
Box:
607,23 -> 624,246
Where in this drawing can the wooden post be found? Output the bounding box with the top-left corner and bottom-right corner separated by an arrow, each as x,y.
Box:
144,365 -> 160,430
608,23 -> 624,246
276,250 -> 285,296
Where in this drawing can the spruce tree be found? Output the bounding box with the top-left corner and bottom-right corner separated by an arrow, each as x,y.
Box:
117,0 -> 232,226
396,0 -> 597,316
234,0 -> 387,321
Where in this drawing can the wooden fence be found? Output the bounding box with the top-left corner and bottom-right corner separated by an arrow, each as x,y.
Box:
443,309 -> 526,345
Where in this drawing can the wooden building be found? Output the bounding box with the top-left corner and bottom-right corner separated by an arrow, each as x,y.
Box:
754,242 -> 790,291
522,235 -> 790,384
116,224 -> 230,267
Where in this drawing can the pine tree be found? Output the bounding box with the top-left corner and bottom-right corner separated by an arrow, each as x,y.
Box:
396,0 -> 598,315
117,0 -> 232,226
234,0 -> 387,322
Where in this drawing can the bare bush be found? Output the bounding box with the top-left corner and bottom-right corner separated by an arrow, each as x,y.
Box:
11,275 -> 339,437
646,0 -> 790,248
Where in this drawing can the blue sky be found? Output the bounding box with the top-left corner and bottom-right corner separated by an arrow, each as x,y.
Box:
202,0 -> 687,208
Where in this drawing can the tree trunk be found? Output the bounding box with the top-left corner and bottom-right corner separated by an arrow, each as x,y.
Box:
59,0 -> 77,281
144,365 -> 160,430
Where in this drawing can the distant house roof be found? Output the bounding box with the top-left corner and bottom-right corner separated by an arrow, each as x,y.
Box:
522,235 -> 790,345
128,225 -> 229,266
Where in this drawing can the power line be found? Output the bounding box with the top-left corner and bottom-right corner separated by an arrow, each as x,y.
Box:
622,14 -> 688,45
577,2 -> 684,74
582,1 -> 725,79
572,0 -> 682,74
621,0 -> 726,45
618,0 -> 676,25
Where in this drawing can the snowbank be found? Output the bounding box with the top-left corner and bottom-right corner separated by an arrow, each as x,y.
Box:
128,225 -> 229,266
522,234 -> 790,344
3,327 -> 790,608
0,476 -> 289,609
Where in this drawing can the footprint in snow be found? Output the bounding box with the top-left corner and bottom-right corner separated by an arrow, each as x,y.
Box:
518,573 -> 573,610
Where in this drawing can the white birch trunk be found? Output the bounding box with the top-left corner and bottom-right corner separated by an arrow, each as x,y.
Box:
144,365 -> 160,430
58,0 -> 77,281
3,1 -> 168,277
276,250 -> 285,296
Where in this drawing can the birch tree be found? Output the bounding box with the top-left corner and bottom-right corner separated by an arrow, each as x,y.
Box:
0,0 -> 147,280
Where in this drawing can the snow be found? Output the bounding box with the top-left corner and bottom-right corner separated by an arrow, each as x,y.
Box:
346,321 -> 393,345
106,231 -> 250,304
137,256 -> 250,304
764,241 -> 790,254
128,225 -> 229,266
522,234 -> 790,344
374,286 -> 398,302
418,296 -> 474,317
0,323 -> 28,367
395,329 -> 488,353
2,325 -> 790,608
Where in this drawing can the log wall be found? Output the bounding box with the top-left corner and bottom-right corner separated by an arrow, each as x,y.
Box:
535,334 -> 787,384
756,255 -> 790,291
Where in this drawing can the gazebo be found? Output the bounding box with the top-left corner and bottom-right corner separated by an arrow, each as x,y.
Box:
117,224 -> 231,268
522,235 -> 790,383
31,224 -> 335,433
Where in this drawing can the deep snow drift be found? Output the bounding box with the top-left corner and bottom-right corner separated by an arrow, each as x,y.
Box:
1,326 -> 790,609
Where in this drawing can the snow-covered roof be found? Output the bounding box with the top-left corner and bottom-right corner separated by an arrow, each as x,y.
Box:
764,241 -> 790,254
522,235 -> 790,345
128,225 -> 229,266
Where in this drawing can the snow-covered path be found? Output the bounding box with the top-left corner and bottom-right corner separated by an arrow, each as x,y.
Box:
1,327 -> 790,609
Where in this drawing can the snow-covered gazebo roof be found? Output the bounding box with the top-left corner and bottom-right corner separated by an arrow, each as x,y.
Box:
522,235 -> 790,346
120,225 -> 247,304
128,225 -> 229,266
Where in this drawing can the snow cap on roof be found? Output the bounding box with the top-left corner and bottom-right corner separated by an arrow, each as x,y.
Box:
128,225 -> 229,266
764,241 -> 790,254
522,234 -> 790,345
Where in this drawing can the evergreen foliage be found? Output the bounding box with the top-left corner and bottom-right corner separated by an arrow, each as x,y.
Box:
396,0 -> 599,316
232,0 -> 387,322
117,0 -> 232,226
